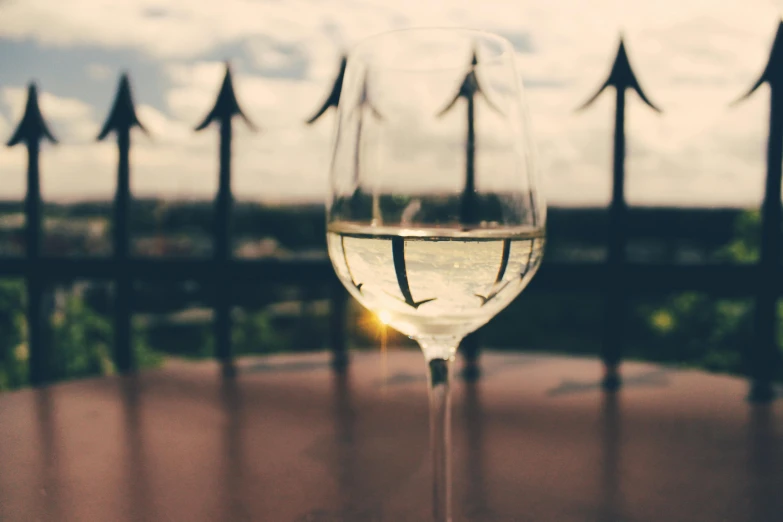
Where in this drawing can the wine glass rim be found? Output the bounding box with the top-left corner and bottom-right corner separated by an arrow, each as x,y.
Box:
348,27 -> 514,72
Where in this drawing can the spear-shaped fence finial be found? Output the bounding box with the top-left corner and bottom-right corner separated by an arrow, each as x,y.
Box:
578,36 -> 661,392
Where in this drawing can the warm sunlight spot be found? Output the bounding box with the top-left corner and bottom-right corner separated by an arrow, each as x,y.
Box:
378,310 -> 391,325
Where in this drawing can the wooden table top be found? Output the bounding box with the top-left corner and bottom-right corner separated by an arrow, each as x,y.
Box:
1,350 -> 781,522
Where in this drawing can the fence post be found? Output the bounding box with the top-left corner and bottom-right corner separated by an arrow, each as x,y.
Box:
460,333 -> 481,381
308,56 -> 352,370
578,37 -> 661,391
195,63 -> 255,376
6,83 -> 57,386
329,280 -> 349,372
436,48 -> 506,378
733,21 -> 783,402
98,73 -> 147,374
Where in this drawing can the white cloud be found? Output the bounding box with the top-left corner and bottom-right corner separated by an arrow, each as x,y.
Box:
135,104 -> 191,143
0,0 -> 350,58
0,0 -> 765,62
165,61 -> 226,122
39,144 -> 115,200
87,63 -> 113,81
0,112 -> 8,138
0,146 -> 28,199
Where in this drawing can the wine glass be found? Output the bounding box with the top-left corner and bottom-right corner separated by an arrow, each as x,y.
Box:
326,28 -> 546,522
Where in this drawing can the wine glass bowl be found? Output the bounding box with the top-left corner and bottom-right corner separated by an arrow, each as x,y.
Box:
327,224 -> 545,342
328,28 -> 545,354
325,28 -> 545,522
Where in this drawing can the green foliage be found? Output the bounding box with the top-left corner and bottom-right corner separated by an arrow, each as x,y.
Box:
466,209 -> 779,380
714,210 -> 760,263
623,210 -> 779,378
0,280 -> 28,389
0,282 -> 161,391
49,292 -> 114,379
232,309 -> 290,355
48,290 -> 162,382
141,308 -> 291,360
145,319 -> 213,359
631,294 -> 748,374
483,293 -> 604,354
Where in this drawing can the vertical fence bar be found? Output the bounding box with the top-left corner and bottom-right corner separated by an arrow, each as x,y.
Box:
436,48 -> 502,226
6,83 -> 57,386
115,132 -> 133,373
98,73 -> 147,374
196,64 -> 255,376
604,79 -> 628,392
329,280 -> 349,372
215,117 -> 233,372
752,84 -> 783,400
436,48 -> 503,378
25,140 -> 45,385
578,38 -> 661,391
734,21 -> 783,402
308,56 -> 351,370
460,332 -> 481,381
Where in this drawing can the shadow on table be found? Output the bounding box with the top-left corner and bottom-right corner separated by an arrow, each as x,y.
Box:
219,377 -> 248,522
458,385 -> 628,522
462,379 -> 493,520
297,370 -> 386,521
596,393 -> 623,522
240,359 -> 329,375
118,375 -> 251,522
748,404 -> 779,522
547,369 -> 670,397
120,375 -> 156,522
35,388 -> 63,521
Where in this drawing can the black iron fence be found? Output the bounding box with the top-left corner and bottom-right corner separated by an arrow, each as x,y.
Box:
1,29 -> 782,401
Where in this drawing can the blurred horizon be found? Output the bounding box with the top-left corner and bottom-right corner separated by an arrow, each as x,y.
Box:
1,0 -> 783,207
0,195 -> 770,209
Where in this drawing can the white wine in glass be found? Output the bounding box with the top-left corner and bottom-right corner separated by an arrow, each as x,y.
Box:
326,28 -> 546,522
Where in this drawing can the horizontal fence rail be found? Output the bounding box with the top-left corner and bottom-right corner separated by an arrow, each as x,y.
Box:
0,258 -> 779,296
1,27 -> 782,401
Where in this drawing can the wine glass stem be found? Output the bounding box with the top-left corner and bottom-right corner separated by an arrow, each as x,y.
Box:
427,355 -> 454,522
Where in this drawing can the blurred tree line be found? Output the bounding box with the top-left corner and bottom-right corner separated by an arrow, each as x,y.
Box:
0,278 -> 316,390
0,209 -> 780,391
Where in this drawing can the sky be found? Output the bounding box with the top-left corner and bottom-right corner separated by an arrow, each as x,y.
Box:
0,0 -> 782,207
